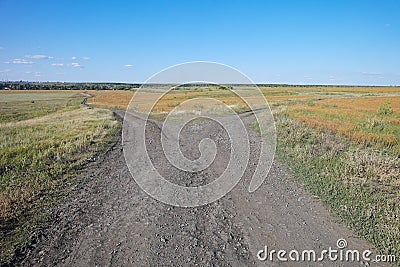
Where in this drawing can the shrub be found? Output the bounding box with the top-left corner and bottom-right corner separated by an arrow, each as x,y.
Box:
377,102 -> 393,116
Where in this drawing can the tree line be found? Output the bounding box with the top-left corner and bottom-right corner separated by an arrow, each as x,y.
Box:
0,82 -> 141,90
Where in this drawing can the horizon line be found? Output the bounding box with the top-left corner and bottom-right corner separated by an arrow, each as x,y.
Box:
1,81 -> 399,87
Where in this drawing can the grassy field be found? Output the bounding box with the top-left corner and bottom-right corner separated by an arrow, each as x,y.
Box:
0,90 -> 120,264
257,86 -> 399,261
1,86 -> 400,264
273,116 -> 400,257
86,86 -> 323,112
86,85 -> 400,110
286,96 -> 400,156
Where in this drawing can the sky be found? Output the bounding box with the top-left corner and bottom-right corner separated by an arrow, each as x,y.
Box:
0,0 -> 399,85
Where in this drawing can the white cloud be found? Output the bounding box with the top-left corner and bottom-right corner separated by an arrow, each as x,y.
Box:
25,54 -> 54,59
124,64 -> 133,67
0,69 -> 11,73
24,71 -> 42,76
82,56 -> 90,60
71,56 -> 77,60
362,72 -> 383,76
329,75 -> 336,81
71,62 -> 83,68
51,63 -> 64,67
6,58 -> 34,65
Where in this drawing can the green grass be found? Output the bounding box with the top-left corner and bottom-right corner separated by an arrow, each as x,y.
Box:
0,92 -> 76,102
0,98 -> 82,123
266,115 -> 400,265
0,93 -> 120,265
377,102 -> 393,116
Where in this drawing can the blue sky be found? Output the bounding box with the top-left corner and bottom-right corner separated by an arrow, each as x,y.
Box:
0,0 -> 399,85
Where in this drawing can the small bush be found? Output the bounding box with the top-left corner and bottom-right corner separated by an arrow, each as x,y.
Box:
307,100 -> 315,106
377,102 -> 393,116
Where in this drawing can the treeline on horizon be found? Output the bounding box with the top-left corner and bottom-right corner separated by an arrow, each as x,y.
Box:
0,81 -> 397,91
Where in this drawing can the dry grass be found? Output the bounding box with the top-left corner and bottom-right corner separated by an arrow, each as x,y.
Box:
86,87 -> 321,114
87,90 -> 134,109
86,85 -> 400,113
286,96 -> 400,154
260,86 -> 400,93
86,88 -> 400,154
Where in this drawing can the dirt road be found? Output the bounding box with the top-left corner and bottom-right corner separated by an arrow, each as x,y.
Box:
21,111 -> 380,266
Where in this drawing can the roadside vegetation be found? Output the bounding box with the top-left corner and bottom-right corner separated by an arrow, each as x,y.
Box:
264,91 -> 400,263
274,115 -> 399,259
0,91 -> 120,264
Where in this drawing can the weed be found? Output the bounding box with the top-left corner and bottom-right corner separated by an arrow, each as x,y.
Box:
377,102 -> 393,116
307,100 -> 315,106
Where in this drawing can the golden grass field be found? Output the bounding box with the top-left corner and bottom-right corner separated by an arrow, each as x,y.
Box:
84,86 -> 400,155
2,86 -> 399,157
287,96 -> 400,154
84,88 -> 321,111
84,86 -> 400,153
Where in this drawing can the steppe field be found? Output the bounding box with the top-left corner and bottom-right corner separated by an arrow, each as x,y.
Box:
0,86 -> 399,265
